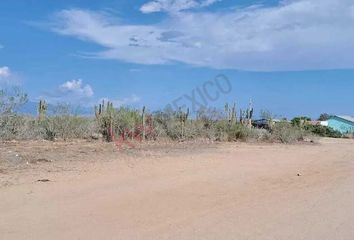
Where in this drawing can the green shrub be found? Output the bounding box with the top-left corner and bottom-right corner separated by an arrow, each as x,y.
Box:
291,116 -> 311,127
304,125 -> 342,138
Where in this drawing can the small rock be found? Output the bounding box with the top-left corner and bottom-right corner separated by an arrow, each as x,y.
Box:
36,158 -> 52,163
37,179 -> 50,182
297,173 -> 302,176
29,158 -> 52,164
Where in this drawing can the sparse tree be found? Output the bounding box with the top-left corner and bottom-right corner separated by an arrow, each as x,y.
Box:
318,113 -> 331,121
0,87 -> 28,115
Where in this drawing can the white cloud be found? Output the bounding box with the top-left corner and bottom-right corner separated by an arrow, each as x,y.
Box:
44,79 -> 94,103
43,79 -> 140,107
59,79 -> 94,97
140,0 -> 220,13
0,66 -> 11,78
99,94 -> 141,107
0,66 -> 18,85
50,0 -> 354,71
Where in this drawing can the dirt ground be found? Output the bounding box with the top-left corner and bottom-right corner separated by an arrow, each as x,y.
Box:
1,138 -> 354,240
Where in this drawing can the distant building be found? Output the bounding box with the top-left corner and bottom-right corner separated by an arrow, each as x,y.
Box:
320,121 -> 329,127
308,120 -> 328,126
327,116 -> 354,134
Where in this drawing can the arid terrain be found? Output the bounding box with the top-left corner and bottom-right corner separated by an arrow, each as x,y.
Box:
1,138 -> 354,240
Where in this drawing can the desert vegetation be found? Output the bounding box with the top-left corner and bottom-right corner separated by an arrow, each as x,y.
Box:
0,88 -> 343,143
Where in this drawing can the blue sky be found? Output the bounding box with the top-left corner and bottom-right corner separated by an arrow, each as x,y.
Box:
1,0 -> 354,119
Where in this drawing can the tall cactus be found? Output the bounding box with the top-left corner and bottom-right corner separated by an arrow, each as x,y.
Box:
239,100 -> 254,128
38,99 -> 47,121
178,108 -> 189,139
142,106 -> 146,141
246,99 -> 254,128
107,102 -> 114,141
94,100 -> 115,142
240,109 -> 245,125
225,102 -> 237,125
225,103 -> 229,123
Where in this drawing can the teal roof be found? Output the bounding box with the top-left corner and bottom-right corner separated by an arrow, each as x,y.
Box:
328,116 -> 354,134
334,116 -> 354,124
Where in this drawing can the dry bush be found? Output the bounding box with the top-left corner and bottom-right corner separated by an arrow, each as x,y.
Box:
36,104 -> 97,141
0,114 -> 96,141
0,88 -> 28,115
0,89 -> 311,144
213,120 -> 231,141
12,116 -> 44,140
153,109 -> 219,141
247,128 -> 271,141
0,115 -> 36,140
40,116 -> 96,141
212,121 -> 270,142
270,121 -> 306,143
0,88 -> 34,141
153,110 -> 182,140
226,124 -> 254,142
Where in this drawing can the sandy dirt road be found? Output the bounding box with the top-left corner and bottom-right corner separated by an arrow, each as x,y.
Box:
1,138 -> 354,239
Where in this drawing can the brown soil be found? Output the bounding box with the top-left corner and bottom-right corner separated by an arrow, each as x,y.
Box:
1,138 -> 354,239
